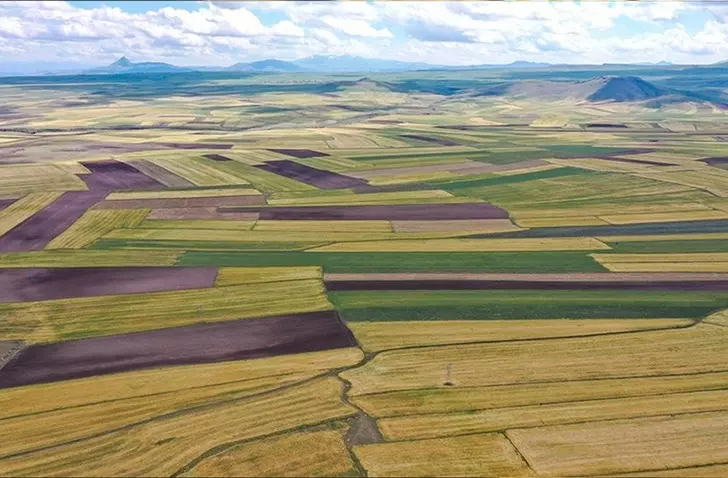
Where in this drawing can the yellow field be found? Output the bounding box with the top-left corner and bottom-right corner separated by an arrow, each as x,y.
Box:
145,156 -> 253,187
181,429 -> 355,477
378,389 -> 728,441
0,192 -> 63,237
352,371 -> 728,418
593,252 -> 728,272
0,278 -> 332,343
348,319 -> 693,352
215,266 -> 322,286
638,169 -> 728,197
597,232 -> 728,242
311,237 -> 611,252
509,201 -> 714,218
0,249 -> 182,268
254,220 -> 393,233
45,209 -> 149,249
267,189 -> 465,206
105,188 -> 261,200
508,411 -> 728,476
341,325 -> 728,395
137,219 -> 257,230
0,164 -> 86,195
354,433 -> 534,477
514,216 -> 609,227
390,219 -> 521,234
600,209 -> 728,225
0,377 -> 355,477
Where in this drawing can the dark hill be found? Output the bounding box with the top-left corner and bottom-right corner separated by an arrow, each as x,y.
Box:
587,76 -> 664,102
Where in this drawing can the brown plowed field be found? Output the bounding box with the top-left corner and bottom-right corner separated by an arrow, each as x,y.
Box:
94,195 -> 266,210
0,198 -> 16,211
256,160 -> 369,189
158,143 -> 233,150
222,203 -> 509,221
267,148 -> 329,158
80,160 -> 163,191
202,154 -> 233,162
0,267 -> 218,302
0,311 -> 356,388
399,134 -> 459,146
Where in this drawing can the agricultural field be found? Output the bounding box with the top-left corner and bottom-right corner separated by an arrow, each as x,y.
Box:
1,63 -> 728,478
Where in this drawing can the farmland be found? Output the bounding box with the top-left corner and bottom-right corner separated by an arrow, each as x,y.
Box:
0,63 -> 728,478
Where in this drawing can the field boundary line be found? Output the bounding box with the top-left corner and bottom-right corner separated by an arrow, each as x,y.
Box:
503,431 -> 539,476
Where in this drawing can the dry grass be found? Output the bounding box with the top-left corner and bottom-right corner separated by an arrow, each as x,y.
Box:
45,209 -> 150,249
593,253 -> 728,272
390,219 -> 521,234
354,433 -> 534,477
145,156 -> 252,187
267,190 -> 465,206
254,220 -> 393,233
106,188 -> 261,200
515,216 -> 610,227
508,411 -> 728,476
341,325 -> 728,396
0,192 -> 63,237
352,371 -> 728,418
600,209 -> 728,225
0,278 -> 332,342
311,237 -> 611,252
138,219 -> 257,230
215,266 -> 322,287
0,164 -> 86,196
181,429 -> 355,477
0,249 -> 182,268
379,389 -> 728,441
0,378 -> 355,477
348,319 -> 693,352
638,169 -> 728,197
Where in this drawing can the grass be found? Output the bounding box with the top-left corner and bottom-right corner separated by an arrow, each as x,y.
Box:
330,290 -> 728,321
178,251 -> 608,273
309,237 -> 611,252
427,166 -> 590,191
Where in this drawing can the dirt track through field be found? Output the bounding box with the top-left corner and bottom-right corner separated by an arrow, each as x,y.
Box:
0,267 -> 218,302
0,311 -> 357,388
255,160 -> 369,189
222,203 -> 509,220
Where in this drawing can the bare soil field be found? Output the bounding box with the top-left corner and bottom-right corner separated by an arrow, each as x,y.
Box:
224,203 -> 509,220
0,191 -> 105,251
0,340 -> 23,371
400,134 -> 459,146
0,199 -> 15,211
158,142 -> 233,149
256,160 -> 369,189
0,310 -> 356,388
80,159 -> 163,191
0,267 -> 218,302
267,148 -> 329,158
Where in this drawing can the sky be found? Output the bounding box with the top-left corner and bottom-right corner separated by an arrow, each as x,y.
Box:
1,1 -> 728,73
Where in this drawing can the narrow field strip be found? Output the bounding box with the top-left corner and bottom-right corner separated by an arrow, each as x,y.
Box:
0,250 -> 183,268
105,188 -> 261,200
312,237 -> 611,252
0,192 -> 64,238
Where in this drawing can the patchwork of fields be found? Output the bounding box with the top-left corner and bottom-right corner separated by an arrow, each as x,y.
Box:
1,71 -> 728,477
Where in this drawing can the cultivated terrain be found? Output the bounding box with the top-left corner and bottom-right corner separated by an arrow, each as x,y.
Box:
0,63 -> 728,477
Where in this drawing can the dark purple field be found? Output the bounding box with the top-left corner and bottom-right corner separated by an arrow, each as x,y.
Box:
267,148 -> 329,159
702,157 -> 728,167
80,160 -> 164,191
0,191 -> 106,252
400,134 -> 459,146
0,311 -> 357,388
94,194 -> 265,210
0,267 -> 218,302
221,202 -> 509,220
255,160 -> 369,189
324,279 -> 728,291
202,154 -> 233,162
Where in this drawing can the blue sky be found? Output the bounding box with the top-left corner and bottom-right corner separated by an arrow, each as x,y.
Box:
1,1 -> 727,73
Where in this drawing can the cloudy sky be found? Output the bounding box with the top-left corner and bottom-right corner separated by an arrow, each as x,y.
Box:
1,1 -> 727,72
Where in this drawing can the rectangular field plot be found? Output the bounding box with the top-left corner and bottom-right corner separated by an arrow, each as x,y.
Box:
0,311 -> 356,388
0,249 -> 182,268
594,252 -> 728,272
45,208 -> 149,249
354,433 -> 534,477
508,412 -> 728,476
330,290 -> 728,321
0,278 -> 332,343
311,237 -> 610,252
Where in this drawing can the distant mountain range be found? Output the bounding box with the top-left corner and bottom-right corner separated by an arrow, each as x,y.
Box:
80,56 -> 690,76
